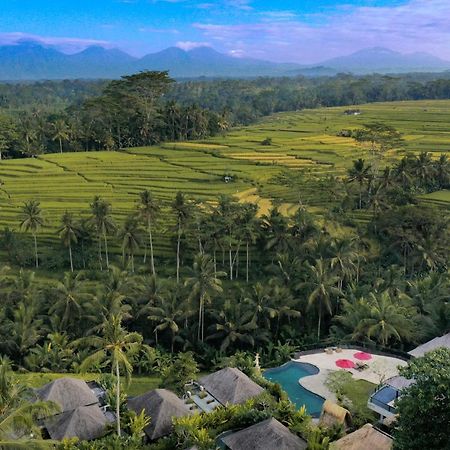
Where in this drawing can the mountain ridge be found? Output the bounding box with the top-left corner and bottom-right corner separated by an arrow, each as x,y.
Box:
0,42 -> 449,80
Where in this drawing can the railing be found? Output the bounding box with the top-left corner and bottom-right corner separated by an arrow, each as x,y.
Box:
369,396 -> 397,414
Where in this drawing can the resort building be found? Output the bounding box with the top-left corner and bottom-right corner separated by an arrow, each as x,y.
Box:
36,377 -> 113,441
221,417 -> 308,450
319,400 -> 352,430
331,423 -> 393,450
198,367 -> 264,406
127,388 -> 192,441
407,332 -> 450,357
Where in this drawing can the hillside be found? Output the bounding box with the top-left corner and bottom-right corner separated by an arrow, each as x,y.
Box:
0,100 -> 448,261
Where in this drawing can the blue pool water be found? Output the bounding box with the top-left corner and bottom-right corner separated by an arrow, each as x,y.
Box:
264,361 -> 325,417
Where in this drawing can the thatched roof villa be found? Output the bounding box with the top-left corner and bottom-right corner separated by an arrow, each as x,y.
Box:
221,417 -> 307,450
331,423 -> 393,450
36,377 -> 99,412
198,367 -> 264,406
44,404 -> 108,441
319,400 -> 352,430
408,332 -> 450,357
127,388 -> 192,441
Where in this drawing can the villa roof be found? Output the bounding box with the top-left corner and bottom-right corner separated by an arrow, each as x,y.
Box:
44,404 -> 107,441
386,375 -> 415,390
331,424 -> 393,450
127,388 -> 191,441
221,418 -> 307,450
319,400 -> 352,429
408,333 -> 450,357
36,377 -> 99,413
198,368 -> 264,405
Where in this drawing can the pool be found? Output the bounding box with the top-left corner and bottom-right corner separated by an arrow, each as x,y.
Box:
264,361 -> 325,417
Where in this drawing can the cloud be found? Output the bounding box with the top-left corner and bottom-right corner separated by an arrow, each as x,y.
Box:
194,0 -> 450,63
139,26 -> 180,34
176,40 -> 211,50
0,32 -> 112,54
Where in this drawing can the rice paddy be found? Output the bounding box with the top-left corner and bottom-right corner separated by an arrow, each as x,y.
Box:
0,99 -> 449,257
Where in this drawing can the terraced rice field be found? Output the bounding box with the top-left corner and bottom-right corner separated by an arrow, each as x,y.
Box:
0,100 -> 448,258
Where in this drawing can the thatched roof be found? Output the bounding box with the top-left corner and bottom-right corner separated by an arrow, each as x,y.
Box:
386,375 -> 415,390
44,404 -> 107,441
331,424 -> 393,450
198,368 -> 264,405
222,418 -> 307,450
127,389 -> 191,441
408,333 -> 450,357
36,377 -> 98,412
319,400 -> 352,429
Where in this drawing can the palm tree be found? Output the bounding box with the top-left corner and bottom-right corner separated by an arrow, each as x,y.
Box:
50,272 -> 90,333
185,253 -> 225,342
118,216 -> 142,272
145,290 -> 187,352
51,119 -> 70,154
356,291 -> 417,347
240,204 -> 259,283
58,211 -> 79,272
77,315 -> 143,437
0,356 -> 59,448
300,259 -> 341,341
172,192 -> 191,283
330,238 -> 358,291
434,154 -> 450,189
207,302 -> 261,353
136,190 -> 160,275
89,196 -> 116,270
19,200 -> 44,268
244,283 -> 276,328
347,159 -> 372,209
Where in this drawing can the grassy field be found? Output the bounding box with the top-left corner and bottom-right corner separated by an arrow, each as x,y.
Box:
16,372 -> 161,397
0,100 -> 449,262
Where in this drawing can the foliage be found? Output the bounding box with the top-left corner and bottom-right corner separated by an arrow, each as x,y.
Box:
393,348 -> 450,450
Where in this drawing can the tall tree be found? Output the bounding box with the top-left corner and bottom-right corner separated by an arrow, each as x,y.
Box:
89,196 -> 116,270
19,200 -> 44,268
51,118 -> 70,154
347,159 -> 372,209
77,315 -> 143,437
136,190 -> 160,275
185,254 -> 225,342
172,192 -> 191,283
58,211 -> 79,272
118,216 -> 142,272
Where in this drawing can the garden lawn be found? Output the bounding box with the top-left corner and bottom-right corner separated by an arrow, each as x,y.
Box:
15,372 -> 161,397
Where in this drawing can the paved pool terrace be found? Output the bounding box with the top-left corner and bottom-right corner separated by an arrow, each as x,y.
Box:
293,349 -> 408,401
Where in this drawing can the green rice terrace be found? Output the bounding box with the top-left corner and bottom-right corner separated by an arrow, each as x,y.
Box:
0,99 -> 449,260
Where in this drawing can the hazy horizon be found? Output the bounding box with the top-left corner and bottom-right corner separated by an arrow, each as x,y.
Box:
1,0 -> 449,64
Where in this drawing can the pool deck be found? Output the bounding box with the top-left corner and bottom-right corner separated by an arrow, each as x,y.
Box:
293,349 -> 407,401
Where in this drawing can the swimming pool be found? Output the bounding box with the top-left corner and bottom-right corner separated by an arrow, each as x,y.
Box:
263,361 -> 325,417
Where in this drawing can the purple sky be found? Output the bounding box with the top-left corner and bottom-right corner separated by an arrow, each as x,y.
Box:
0,0 -> 449,63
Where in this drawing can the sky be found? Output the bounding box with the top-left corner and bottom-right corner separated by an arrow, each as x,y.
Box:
0,0 -> 449,63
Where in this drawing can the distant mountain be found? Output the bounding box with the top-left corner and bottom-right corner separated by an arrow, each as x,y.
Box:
320,47 -> 450,74
0,42 -> 449,80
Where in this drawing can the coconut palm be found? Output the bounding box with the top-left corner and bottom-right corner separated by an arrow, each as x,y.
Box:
136,190 -> 160,275
145,290 -> 187,352
356,291 -> 417,347
185,253 -> 225,342
347,159 -> 372,209
300,259 -> 341,341
0,356 -> 59,448
51,118 -> 70,154
19,200 -> 44,268
58,211 -> 79,272
207,302 -> 263,353
434,154 -> 450,189
77,314 -> 143,437
89,196 -> 116,270
330,237 -> 359,291
50,272 -> 90,333
172,192 -> 191,283
118,216 -> 142,272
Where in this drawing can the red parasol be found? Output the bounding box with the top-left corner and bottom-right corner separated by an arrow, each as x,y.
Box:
335,359 -> 356,369
354,352 -> 372,361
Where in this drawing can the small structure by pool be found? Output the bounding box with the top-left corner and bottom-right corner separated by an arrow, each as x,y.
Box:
263,361 -> 324,416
